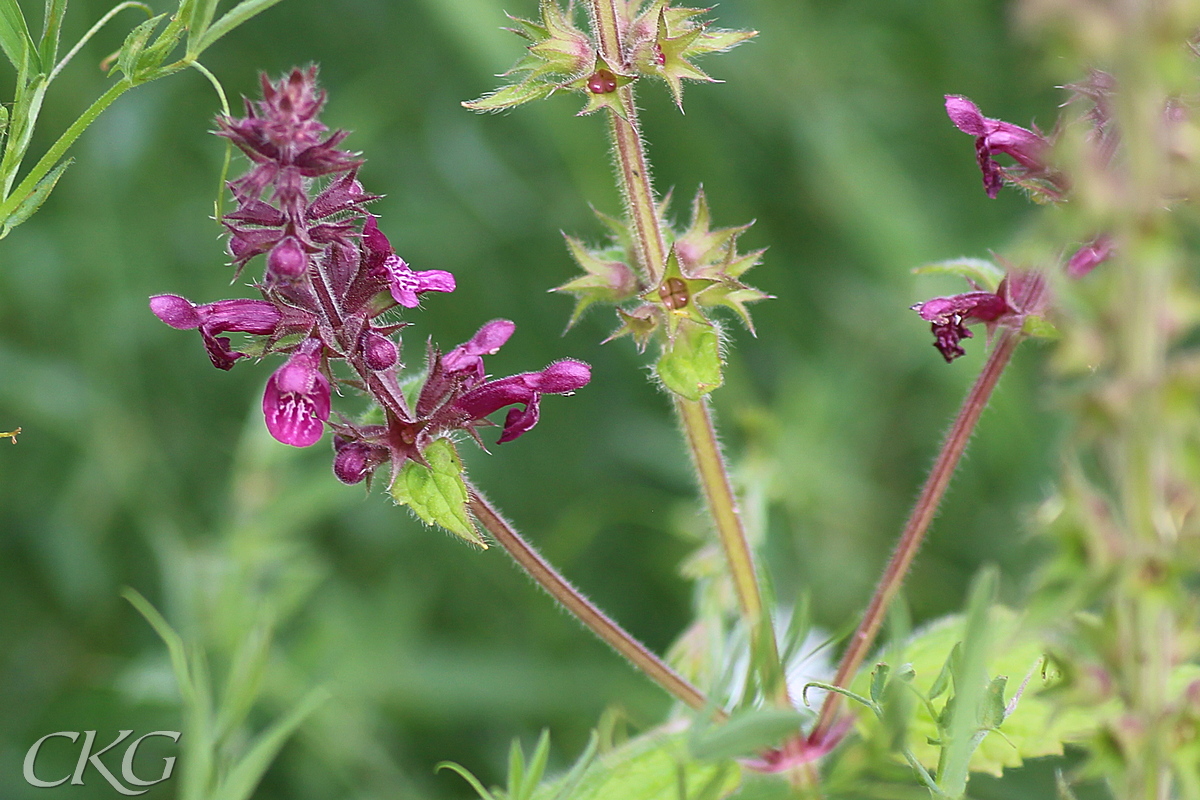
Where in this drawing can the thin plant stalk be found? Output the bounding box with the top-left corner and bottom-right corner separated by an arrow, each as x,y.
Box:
583,0 -> 780,691
467,485 -> 724,718
811,328 -> 1021,744
676,395 -> 763,624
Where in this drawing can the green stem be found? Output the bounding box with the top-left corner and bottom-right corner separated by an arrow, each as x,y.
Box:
675,396 -> 764,624
0,79 -> 130,221
584,0 -> 783,701
467,486 -> 723,718
811,328 -> 1021,745
586,0 -> 667,284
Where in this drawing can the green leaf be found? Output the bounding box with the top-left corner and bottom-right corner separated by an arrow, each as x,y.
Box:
212,687 -> 328,800
436,761 -> 497,800
535,730 -> 739,800
389,438 -> 486,547
38,0 -> 67,69
0,104 -> 9,138
185,0 -> 221,52
689,708 -> 808,762
122,587 -> 196,706
913,258 -> 1005,292
850,606 -> 1098,781
869,663 -> 891,705
0,156 -> 70,237
936,566 -> 997,798
115,14 -> 163,82
192,0 -> 287,56
213,619 -> 273,742
0,0 -> 37,71
656,318 -> 722,400
464,78 -> 558,112
1021,314 -> 1059,340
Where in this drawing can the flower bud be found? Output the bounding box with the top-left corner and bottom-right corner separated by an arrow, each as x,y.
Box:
333,440 -> 385,484
361,330 -> 399,371
267,236 -> 308,280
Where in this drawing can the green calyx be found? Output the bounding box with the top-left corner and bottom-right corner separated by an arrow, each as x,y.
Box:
463,0 -> 596,113
627,0 -> 757,109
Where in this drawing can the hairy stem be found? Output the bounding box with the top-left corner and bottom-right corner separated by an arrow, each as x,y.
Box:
467,486 -> 723,717
584,1 -> 779,687
811,328 -> 1021,744
676,396 -> 763,624
586,0 -> 667,284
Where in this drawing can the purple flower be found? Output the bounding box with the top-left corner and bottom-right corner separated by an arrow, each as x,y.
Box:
150,295 -> 282,370
262,339 -> 331,447
945,95 -> 1051,199
456,359 -> 591,443
359,215 -> 456,308
912,289 -> 1012,363
441,319 -> 516,385
1066,235 -> 1112,278
378,254 -> 455,308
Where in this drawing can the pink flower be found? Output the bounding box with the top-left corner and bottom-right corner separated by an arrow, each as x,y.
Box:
150,295 -> 282,370
456,360 -> 591,443
262,340 -> 331,447
378,255 -> 456,308
441,319 -> 516,385
912,289 -> 1012,363
1066,235 -> 1112,278
945,95 -> 1051,199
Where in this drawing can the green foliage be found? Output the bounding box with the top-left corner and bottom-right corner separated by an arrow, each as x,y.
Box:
848,603 -> 1096,785
688,708 -> 809,762
123,589 -> 328,800
533,730 -> 739,800
389,437 -> 486,547
912,258 -> 1005,292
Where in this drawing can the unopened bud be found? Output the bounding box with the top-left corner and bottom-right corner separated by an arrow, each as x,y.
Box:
333,441 -> 384,485
362,331 -> 399,371
267,236 -> 307,279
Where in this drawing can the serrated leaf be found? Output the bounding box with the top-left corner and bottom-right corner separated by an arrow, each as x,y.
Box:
464,78 -> 558,112
851,606 -> 1098,780
1,157 -> 70,237
0,0 -> 37,71
389,438 -> 486,547
656,318 -> 722,400
689,709 -> 808,761
913,258 -> 1005,292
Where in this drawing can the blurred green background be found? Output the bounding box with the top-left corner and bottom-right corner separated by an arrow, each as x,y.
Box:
0,0 -> 1071,797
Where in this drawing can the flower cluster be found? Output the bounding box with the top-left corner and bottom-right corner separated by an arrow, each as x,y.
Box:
912,88 -> 1125,362
462,0 -> 755,114
151,68 -> 590,496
